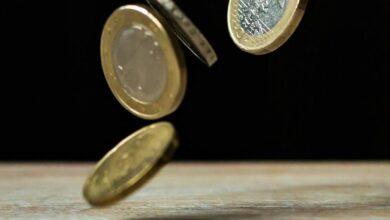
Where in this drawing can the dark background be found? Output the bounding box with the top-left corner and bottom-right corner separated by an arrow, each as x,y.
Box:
1,1 -> 389,161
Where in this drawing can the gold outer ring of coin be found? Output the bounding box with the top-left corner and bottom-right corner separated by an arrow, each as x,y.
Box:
83,122 -> 178,207
101,5 -> 187,120
228,0 -> 308,55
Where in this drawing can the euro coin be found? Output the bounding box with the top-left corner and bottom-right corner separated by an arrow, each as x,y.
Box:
101,5 -> 186,120
83,122 -> 178,206
146,0 -> 218,66
228,0 -> 307,55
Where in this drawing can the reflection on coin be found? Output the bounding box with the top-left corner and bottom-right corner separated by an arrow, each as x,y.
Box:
146,0 -> 218,66
228,0 -> 307,54
83,122 -> 178,206
101,5 -> 186,120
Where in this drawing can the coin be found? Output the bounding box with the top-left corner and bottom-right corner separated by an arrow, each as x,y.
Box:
101,5 -> 187,120
146,0 -> 218,66
83,122 -> 178,206
228,0 -> 307,54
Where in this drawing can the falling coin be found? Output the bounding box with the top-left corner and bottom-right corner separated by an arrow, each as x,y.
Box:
101,5 -> 187,120
83,122 -> 178,206
228,0 -> 308,55
146,0 -> 218,66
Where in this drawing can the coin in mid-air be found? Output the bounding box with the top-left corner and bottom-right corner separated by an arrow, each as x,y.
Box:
146,0 -> 218,67
228,0 -> 307,55
101,5 -> 187,120
83,122 -> 178,206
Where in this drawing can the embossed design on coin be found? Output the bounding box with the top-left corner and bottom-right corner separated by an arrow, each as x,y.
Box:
238,0 -> 288,35
83,122 -> 177,206
228,0 -> 307,55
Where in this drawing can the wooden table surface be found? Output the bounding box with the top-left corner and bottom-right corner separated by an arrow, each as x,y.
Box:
0,162 -> 389,219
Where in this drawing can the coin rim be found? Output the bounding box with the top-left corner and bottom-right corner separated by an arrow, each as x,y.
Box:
83,121 -> 178,207
146,0 -> 218,67
228,0 -> 308,55
101,4 -> 187,120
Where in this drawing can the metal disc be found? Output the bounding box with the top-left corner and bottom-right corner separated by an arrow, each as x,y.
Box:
83,122 -> 178,206
146,0 -> 218,66
101,5 -> 187,120
228,0 -> 308,55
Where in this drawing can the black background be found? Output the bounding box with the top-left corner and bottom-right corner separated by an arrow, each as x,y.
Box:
1,1 -> 389,161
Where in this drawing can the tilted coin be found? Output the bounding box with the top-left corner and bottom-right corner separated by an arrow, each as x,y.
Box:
101,5 -> 187,120
146,0 -> 218,67
228,0 -> 308,54
83,122 -> 178,206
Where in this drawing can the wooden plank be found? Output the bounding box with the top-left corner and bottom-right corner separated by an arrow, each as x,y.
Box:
0,162 -> 389,219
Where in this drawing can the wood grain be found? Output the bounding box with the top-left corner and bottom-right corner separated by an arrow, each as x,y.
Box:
0,162 -> 389,219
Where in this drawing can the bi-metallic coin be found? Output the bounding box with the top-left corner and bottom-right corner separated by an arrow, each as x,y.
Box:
101,5 -> 187,120
83,122 -> 178,206
228,0 -> 307,54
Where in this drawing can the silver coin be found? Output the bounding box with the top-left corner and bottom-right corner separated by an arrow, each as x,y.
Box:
238,0 -> 288,35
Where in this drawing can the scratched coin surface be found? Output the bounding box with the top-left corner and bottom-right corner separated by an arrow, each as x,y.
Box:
83,122 -> 178,206
228,0 -> 307,54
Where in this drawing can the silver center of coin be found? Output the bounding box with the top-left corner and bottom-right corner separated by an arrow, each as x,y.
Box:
238,0 -> 288,35
112,25 -> 167,103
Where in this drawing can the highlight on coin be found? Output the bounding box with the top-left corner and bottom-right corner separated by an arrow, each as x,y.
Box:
83,122 -> 178,206
228,0 -> 308,55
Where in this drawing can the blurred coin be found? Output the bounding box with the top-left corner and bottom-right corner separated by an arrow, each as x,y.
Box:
83,122 -> 178,206
228,0 -> 307,54
101,5 -> 186,120
146,0 -> 218,66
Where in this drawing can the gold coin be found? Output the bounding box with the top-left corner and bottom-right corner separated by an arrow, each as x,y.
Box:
83,122 -> 178,206
228,0 -> 307,55
146,0 -> 218,66
101,5 -> 186,120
